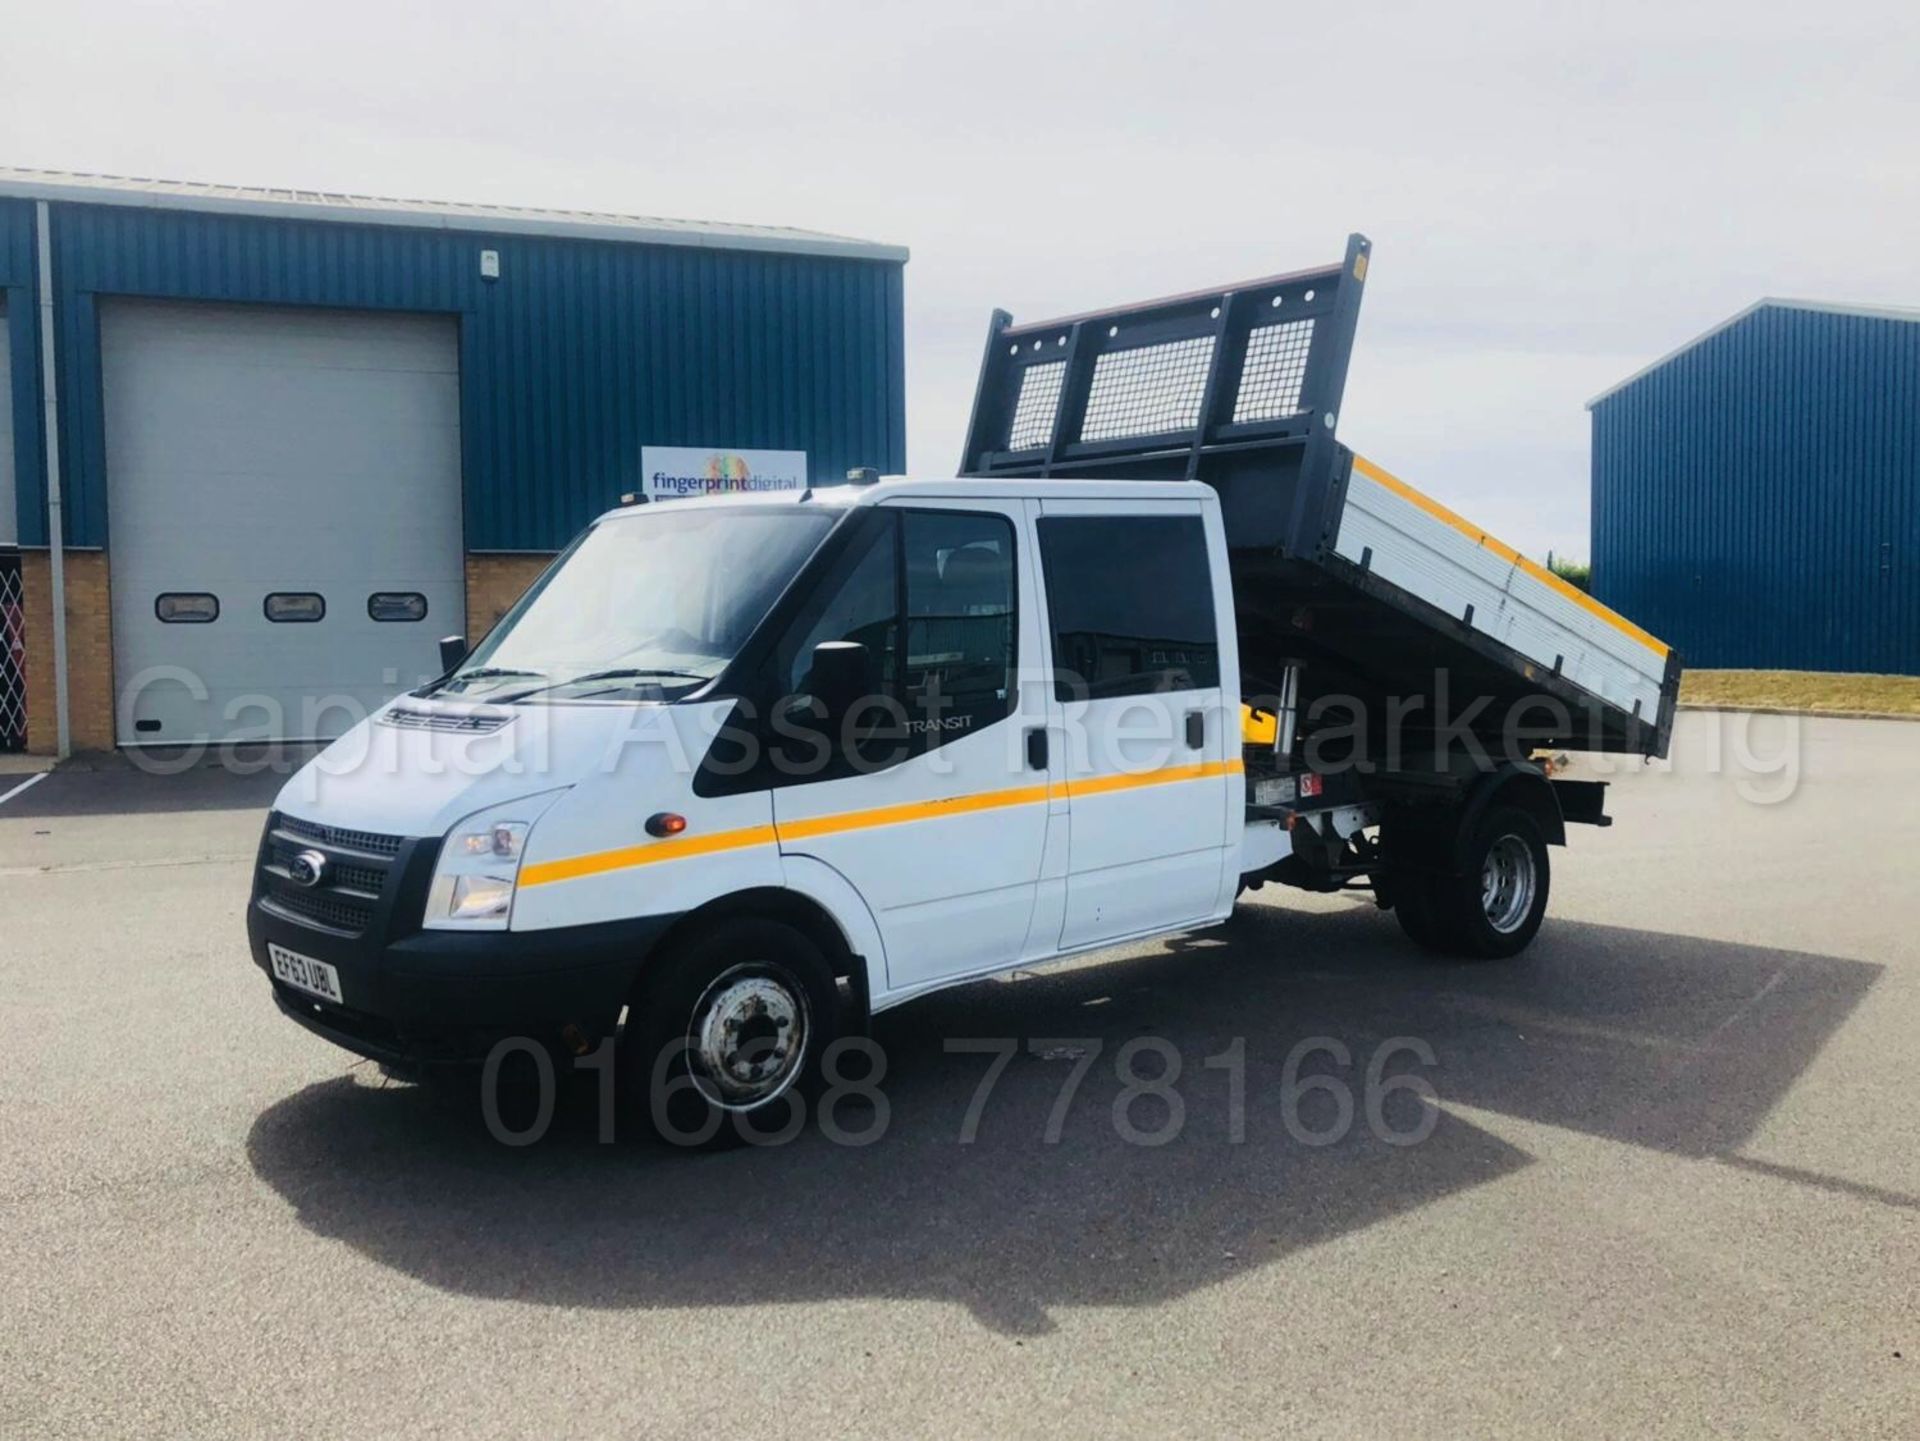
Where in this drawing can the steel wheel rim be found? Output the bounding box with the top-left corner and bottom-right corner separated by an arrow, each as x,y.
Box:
1480,834 -> 1536,934
685,963 -> 811,1112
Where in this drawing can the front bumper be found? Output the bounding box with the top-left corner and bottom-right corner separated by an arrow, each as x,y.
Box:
251,904 -> 680,1068
247,818 -> 678,1067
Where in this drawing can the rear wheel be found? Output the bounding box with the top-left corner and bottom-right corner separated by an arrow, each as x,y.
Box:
620,917 -> 839,1149
1393,806 -> 1550,959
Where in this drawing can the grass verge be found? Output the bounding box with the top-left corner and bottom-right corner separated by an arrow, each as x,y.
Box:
1680,669 -> 1920,717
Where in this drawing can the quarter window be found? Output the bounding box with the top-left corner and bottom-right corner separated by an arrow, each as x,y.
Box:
780,514 -> 900,701
264,592 -> 326,623
368,592 -> 429,623
155,593 -> 219,624
1037,514 -> 1220,699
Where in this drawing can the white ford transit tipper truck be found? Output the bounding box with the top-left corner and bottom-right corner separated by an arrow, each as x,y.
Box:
249,235 -> 1678,1139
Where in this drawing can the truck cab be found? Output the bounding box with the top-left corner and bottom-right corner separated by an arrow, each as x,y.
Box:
250,476 -> 1268,1137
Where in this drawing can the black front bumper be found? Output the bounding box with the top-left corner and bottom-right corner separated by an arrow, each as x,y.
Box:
248,816 -> 678,1068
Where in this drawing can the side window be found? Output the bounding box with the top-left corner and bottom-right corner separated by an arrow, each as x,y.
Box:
777,513 -> 899,701
1038,514 -> 1220,699
758,507 -> 1019,782
902,509 -> 1016,731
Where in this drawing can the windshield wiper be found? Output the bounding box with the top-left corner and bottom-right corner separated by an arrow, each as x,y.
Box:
497,667 -> 711,701
450,666 -> 547,682
566,667 -> 709,685
431,665 -> 547,696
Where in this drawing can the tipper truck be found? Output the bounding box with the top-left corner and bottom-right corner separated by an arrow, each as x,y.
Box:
248,234 -> 1679,1141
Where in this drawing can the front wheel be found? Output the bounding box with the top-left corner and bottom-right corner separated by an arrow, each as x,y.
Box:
1395,805 -> 1550,960
619,917 -> 839,1149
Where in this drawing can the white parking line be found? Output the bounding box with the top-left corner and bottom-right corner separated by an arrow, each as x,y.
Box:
0,772 -> 50,808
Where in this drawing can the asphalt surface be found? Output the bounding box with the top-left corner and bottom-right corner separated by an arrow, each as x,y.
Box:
2,713 -> 1915,1437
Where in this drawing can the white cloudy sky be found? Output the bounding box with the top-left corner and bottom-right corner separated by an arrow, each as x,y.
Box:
6,0 -> 1916,560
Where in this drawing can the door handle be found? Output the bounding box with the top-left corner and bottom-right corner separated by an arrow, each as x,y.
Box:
1185,710 -> 1205,750
1026,727 -> 1048,771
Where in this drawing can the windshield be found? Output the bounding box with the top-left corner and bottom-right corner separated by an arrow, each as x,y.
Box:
438,504 -> 837,701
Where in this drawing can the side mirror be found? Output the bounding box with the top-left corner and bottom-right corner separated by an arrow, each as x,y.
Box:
806,640 -> 872,720
438,635 -> 470,674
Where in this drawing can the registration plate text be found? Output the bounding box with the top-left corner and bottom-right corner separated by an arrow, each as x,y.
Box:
269,943 -> 343,1005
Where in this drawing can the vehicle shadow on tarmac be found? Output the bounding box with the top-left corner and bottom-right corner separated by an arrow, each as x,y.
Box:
246,901 -> 1882,1335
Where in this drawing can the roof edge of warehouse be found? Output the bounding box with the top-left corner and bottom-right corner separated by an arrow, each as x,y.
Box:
0,165 -> 910,264
1587,296 -> 1920,411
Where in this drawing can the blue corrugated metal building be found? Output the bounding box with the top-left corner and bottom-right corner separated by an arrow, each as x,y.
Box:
1589,299 -> 1920,676
0,167 -> 907,752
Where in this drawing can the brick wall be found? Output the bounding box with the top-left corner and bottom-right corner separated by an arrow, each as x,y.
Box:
465,554 -> 556,645
21,550 -> 116,755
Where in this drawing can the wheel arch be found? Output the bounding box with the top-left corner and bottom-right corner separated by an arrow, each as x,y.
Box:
649,882 -> 879,1030
1458,763 -> 1565,859
1383,760 -> 1565,880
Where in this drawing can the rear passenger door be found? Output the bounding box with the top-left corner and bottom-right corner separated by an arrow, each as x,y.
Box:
1036,500 -> 1233,949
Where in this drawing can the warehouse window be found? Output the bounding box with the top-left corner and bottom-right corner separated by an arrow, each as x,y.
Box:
264,593 -> 326,623
155,593 -> 219,624
368,592 -> 428,623
1038,514 -> 1220,699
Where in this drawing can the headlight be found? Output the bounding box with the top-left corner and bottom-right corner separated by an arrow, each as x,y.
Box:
426,790 -> 568,930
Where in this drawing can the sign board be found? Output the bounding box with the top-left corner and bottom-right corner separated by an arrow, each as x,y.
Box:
642,446 -> 809,502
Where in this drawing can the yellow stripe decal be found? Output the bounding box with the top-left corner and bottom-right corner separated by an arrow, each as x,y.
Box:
517,758 -> 1245,889
1063,757 -> 1240,798
519,824 -> 778,888
1349,454 -> 1670,659
777,781 -> 1055,841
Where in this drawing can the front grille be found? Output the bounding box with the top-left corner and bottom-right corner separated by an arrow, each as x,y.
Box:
261,811 -> 410,937
331,862 -> 388,894
265,838 -> 385,896
263,888 -> 376,934
278,814 -> 403,857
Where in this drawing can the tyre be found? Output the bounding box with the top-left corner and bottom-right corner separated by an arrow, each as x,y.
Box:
619,916 -> 840,1150
1382,806 -> 1449,952
1390,868 -> 1450,952
1420,805 -> 1551,959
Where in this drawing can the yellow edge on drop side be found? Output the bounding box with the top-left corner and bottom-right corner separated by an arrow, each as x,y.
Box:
518,758 -> 1244,890
1348,454 -> 1670,659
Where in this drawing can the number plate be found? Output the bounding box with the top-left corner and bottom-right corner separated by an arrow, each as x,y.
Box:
1253,776 -> 1298,807
269,942 -> 344,1005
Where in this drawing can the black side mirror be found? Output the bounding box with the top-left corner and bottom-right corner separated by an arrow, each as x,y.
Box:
438,635 -> 470,674
807,640 -> 872,720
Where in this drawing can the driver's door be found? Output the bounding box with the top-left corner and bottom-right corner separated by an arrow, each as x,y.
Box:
768,500 -> 1055,993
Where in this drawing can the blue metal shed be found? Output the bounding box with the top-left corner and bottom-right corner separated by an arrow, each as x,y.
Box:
1589,300 -> 1920,676
0,167 -> 906,754
0,167 -> 908,552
